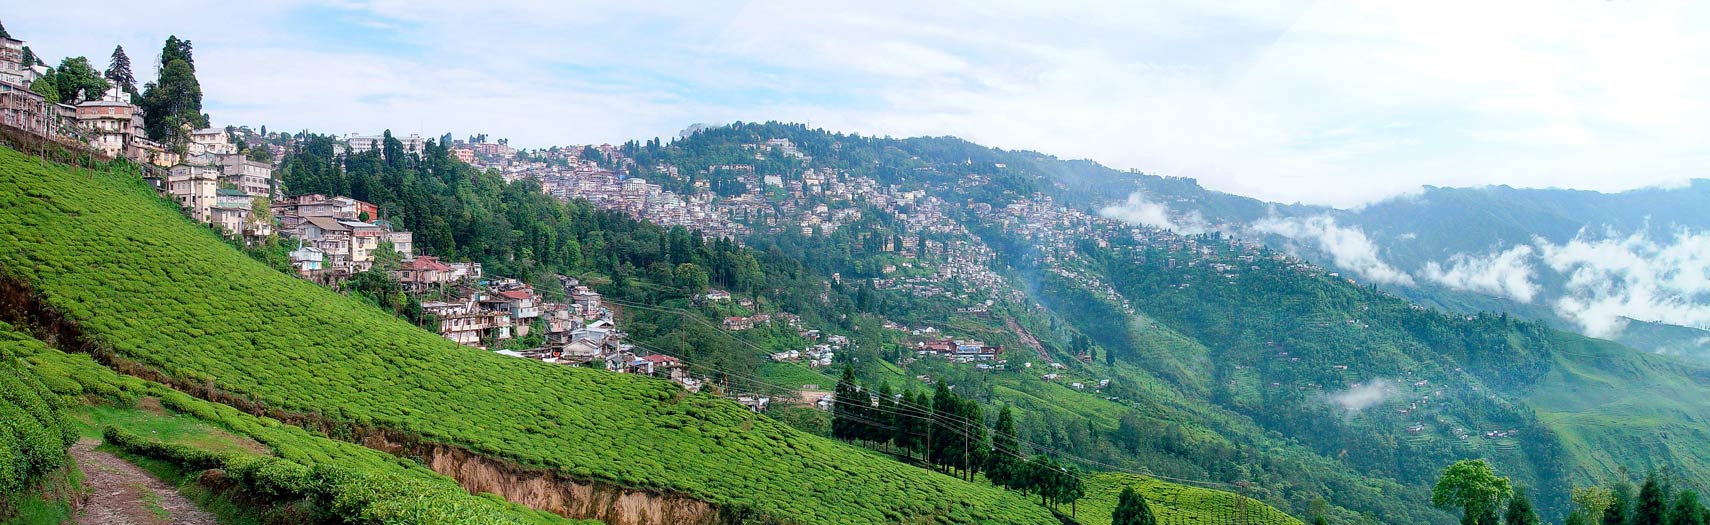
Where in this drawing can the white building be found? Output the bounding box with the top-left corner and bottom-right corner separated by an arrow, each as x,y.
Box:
346,132 -> 426,156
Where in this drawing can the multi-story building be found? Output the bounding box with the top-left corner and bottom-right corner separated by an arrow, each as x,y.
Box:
0,35 -> 31,87
74,87 -> 141,158
0,79 -> 44,135
189,128 -> 237,156
219,154 -> 273,197
166,164 -> 219,222
346,132 -> 426,156
297,216 -> 353,272
211,189 -> 253,237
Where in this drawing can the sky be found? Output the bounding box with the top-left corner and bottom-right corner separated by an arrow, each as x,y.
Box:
11,0 -> 1710,207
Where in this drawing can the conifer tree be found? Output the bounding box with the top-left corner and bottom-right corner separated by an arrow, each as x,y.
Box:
930,382 -> 956,471
1112,486 -> 1156,525
1610,481 -> 1638,525
987,405 -> 1021,488
1636,473 -> 1669,525
1667,491 -> 1705,525
141,36 -> 206,150
875,381 -> 897,450
831,366 -> 859,442
105,45 -> 136,95
1506,492 -> 1540,525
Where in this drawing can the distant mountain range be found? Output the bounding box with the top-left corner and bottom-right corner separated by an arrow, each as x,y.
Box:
1082,170 -> 1710,358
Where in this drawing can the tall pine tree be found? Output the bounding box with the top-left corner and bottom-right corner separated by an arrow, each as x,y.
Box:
141,36 -> 206,151
875,381 -> 897,450
1611,481 -> 1638,525
1667,491 -> 1706,525
831,366 -> 859,442
105,45 -> 136,96
1636,473 -> 1670,525
986,405 -> 1021,489
1506,492 -> 1541,525
1112,486 -> 1156,525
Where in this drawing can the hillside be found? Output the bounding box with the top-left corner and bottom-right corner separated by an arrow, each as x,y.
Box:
1,320 -> 585,525
582,122 -> 1710,523
1086,168 -> 1710,358
0,147 -> 1063,524
1076,473 -> 1301,525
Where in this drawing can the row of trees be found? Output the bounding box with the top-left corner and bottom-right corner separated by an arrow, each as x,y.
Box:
830,368 -> 1086,514
1434,460 -> 1709,525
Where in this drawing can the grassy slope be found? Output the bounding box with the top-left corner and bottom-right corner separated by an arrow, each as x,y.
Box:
1527,332 -> 1710,485
0,148 -> 1059,524
3,321 -> 583,525
1074,473 -> 1301,525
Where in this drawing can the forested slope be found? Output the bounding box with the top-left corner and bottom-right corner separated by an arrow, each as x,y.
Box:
0,147 -> 1061,524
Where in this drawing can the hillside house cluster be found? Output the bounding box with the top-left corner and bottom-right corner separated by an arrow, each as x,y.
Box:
915,338 -> 1002,362
272,194 -> 416,279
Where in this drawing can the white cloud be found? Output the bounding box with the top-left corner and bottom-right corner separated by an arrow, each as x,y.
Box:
1539,228 -> 1710,338
1421,245 -> 1541,303
1327,379 -> 1399,412
1098,192 -> 1211,235
1251,215 -> 1415,285
12,1 -> 1710,205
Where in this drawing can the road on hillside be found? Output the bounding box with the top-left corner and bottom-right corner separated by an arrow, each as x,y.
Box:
71,439 -> 217,525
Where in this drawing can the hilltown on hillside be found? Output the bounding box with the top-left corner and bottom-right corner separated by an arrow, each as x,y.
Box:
1,27 -> 1178,414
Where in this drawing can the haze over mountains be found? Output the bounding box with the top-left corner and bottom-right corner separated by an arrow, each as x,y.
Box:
1091,172 -> 1710,358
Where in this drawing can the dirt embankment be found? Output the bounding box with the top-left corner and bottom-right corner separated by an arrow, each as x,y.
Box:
0,275 -> 733,525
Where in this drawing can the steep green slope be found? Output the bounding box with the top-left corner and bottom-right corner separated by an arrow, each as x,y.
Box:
2,321 -> 582,525
0,147 -> 1060,524
1075,473 -> 1301,525
0,325 -> 78,520
1527,332 -> 1710,485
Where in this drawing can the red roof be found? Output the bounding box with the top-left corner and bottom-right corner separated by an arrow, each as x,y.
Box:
641,355 -> 680,365
404,256 -> 451,272
497,289 -> 533,301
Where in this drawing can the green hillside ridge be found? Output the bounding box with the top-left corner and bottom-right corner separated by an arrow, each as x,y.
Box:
0,147 -> 1061,523
1,321 -> 582,525
1075,473 -> 1301,525
0,322 -> 78,522
1527,332 -> 1710,485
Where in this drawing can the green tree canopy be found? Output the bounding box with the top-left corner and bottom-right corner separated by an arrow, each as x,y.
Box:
1667,491 -> 1706,525
1577,486 -> 1617,525
51,56 -> 109,103
1636,474 -> 1670,525
1112,486 -> 1156,525
1506,492 -> 1540,525
140,57 -> 205,150
1611,481 -> 1639,525
105,45 -> 136,95
1433,460 -> 1514,525
28,76 -> 59,104
986,404 -> 1022,489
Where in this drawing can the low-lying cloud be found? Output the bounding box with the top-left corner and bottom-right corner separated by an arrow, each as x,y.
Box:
1099,192 -> 1211,235
1251,215 -> 1416,285
1540,228 -> 1710,338
1327,379 -> 1400,412
1420,245 -> 1541,303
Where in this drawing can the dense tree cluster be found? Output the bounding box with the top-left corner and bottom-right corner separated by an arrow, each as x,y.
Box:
830,368 -> 1085,514
140,36 -> 207,152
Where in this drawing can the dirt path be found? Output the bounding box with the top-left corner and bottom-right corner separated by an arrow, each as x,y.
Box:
71,439 -> 218,525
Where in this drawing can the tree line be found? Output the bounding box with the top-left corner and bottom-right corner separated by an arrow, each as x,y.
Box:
1435,459 -> 1709,525
830,367 -> 1087,516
